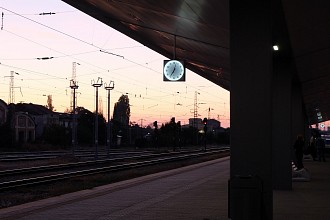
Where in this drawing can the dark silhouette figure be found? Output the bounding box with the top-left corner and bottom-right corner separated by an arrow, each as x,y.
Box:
176,121 -> 182,151
202,118 -> 207,151
169,117 -> 177,151
308,129 -> 319,161
153,121 -> 159,149
316,135 -> 326,162
308,135 -> 318,161
294,134 -> 305,170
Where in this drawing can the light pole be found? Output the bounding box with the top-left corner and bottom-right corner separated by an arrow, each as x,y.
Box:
104,80 -> 114,158
91,77 -> 103,160
70,80 -> 79,155
207,107 -> 214,120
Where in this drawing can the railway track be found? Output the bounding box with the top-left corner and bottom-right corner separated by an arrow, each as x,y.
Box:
0,149 -> 153,162
0,147 -> 229,191
0,152 -> 157,178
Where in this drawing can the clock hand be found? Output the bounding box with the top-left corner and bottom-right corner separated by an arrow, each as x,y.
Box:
170,64 -> 176,76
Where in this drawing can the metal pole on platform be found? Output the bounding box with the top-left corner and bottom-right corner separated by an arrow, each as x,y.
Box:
70,80 -> 79,155
105,81 -> 114,158
91,77 -> 103,160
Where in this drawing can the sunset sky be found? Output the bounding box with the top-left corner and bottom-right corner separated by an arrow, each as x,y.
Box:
0,0 -> 230,128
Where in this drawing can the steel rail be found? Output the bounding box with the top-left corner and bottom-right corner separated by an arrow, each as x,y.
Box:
0,149 -> 165,162
0,153 -> 157,177
0,146 -> 229,177
0,149 -> 229,191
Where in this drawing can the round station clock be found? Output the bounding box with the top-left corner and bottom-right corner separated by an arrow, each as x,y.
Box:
163,60 -> 185,81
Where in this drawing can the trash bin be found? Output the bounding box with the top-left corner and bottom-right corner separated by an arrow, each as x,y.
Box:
228,175 -> 263,220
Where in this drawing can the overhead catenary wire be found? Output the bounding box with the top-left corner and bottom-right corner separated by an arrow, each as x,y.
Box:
0,7 -> 123,58
1,12 -> 3,30
1,61 -> 228,124
0,6 -> 230,124
0,8 -> 228,103
0,6 -> 228,102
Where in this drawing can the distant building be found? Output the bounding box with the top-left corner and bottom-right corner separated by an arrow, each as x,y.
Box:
0,99 -> 8,125
188,118 -> 203,130
0,99 -> 36,144
11,112 -> 36,143
58,112 -> 72,128
207,119 -> 221,131
188,118 -> 221,132
0,101 -> 62,144
14,103 -> 59,138
214,126 -> 226,134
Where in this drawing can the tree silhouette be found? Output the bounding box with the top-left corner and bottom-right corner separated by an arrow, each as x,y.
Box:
76,107 -> 106,146
46,95 -> 54,111
113,94 -> 130,127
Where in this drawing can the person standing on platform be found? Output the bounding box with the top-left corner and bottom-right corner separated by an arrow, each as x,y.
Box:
316,135 -> 326,162
294,134 -> 305,170
309,134 -> 318,161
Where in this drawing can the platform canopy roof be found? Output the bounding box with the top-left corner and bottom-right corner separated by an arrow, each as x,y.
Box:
62,0 -> 330,125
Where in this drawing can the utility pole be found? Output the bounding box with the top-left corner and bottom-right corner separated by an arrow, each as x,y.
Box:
91,77 -> 103,160
70,62 -> 80,111
70,79 -> 79,155
192,91 -> 206,145
104,80 -> 114,158
140,118 -> 146,128
193,91 -> 198,130
9,71 -> 14,104
208,107 -> 214,120
5,71 -> 22,104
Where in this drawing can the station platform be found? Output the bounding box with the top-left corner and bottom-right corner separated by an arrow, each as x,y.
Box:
0,156 -> 329,219
274,157 -> 330,220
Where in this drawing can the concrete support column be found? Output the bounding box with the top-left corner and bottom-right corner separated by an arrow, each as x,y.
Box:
292,81 -> 308,146
271,0 -> 297,191
230,1 -> 273,219
272,61 -> 292,190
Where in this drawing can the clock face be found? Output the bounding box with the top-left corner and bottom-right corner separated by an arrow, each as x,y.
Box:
163,60 -> 185,81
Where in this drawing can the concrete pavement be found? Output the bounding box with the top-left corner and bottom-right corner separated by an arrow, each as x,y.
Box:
0,156 -> 329,219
